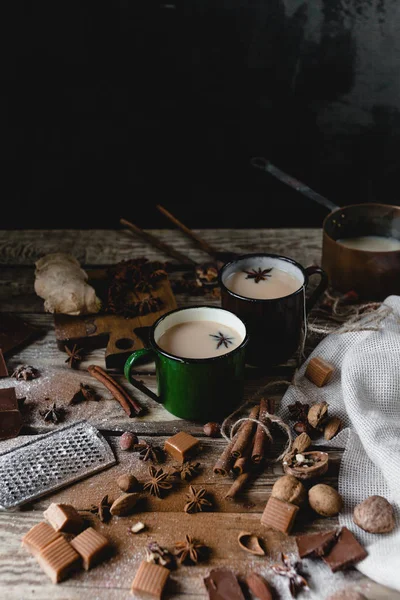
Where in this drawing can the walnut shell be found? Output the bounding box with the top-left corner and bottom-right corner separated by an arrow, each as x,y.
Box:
271,475 -> 306,506
309,484 -> 343,517
307,401 -> 329,429
353,495 -> 395,533
283,451 -> 329,480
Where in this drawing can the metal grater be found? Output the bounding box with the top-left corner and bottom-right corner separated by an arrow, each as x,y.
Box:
0,420 -> 116,510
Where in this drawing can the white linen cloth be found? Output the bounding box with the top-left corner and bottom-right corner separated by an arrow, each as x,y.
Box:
279,295 -> 400,591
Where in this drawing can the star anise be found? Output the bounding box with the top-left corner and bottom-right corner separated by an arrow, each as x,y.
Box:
288,401 -> 310,422
184,485 -> 212,514
136,442 -> 165,463
64,344 -> 84,368
209,332 -> 234,349
70,383 -> 100,405
143,466 -> 173,498
85,495 -> 112,523
11,364 -> 40,380
174,535 -> 207,565
146,542 -> 175,569
271,553 -> 310,598
243,267 -> 273,283
39,401 -> 66,424
175,462 -> 201,481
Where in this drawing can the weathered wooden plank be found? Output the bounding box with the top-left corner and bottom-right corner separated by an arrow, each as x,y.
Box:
0,228 -> 323,266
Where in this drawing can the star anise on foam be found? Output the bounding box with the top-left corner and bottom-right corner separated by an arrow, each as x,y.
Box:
64,344 -> 84,368
174,462 -> 201,481
174,535 -> 207,565
209,332 -> 234,349
184,485 -> 212,514
136,442 -> 165,464
271,553 -> 310,598
143,466 -> 173,498
11,364 -> 40,380
39,401 -> 66,424
70,383 -> 100,405
243,267 -> 273,283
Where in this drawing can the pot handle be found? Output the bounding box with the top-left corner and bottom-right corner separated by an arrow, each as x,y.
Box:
124,349 -> 163,404
304,266 -> 328,313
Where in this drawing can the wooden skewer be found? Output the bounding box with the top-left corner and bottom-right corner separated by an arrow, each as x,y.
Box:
156,204 -> 224,261
120,218 -> 196,266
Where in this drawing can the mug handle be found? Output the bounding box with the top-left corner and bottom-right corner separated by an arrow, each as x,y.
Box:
304,265 -> 328,313
124,349 -> 163,404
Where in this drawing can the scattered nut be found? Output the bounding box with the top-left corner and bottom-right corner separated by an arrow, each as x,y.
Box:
353,495 -> 395,533
117,474 -> 140,493
203,422 -> 221,437
292,432 -> 312,453
324,416 -> 342,440
283,451 -> 329,480
119,432 -> 138,451
130,521 -> 146,534
110,493 -> 140,516
271,475 -> 306,506
237,531 -> 265,556
309,484 -> 343,517
308,401 -> 329,429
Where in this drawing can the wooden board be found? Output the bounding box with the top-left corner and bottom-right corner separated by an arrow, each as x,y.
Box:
54,277 -> 177,369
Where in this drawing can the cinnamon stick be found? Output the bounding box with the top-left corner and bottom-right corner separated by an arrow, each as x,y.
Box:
251,398 -> 274,464
231,405 -> 260,458
87,365 -> 143,417
213,433 -> 238,476
224,472 -> 251,500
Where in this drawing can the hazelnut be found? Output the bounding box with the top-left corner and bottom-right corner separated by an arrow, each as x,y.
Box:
117,474 -> 140,493
119,431 -> 138,451
353,495 -> 395,533
308,483 -> 343,517
203,422 -> 221,437
293,421 -> 308,434
324,416 -> 342,440
308,401 -> 329,429
271,475 -> 306,506
283,451 -> 329,480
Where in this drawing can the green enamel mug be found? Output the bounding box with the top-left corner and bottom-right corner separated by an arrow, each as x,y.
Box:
124,305 -> 249,422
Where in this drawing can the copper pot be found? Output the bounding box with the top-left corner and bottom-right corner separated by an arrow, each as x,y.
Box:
251,158 -> 400,300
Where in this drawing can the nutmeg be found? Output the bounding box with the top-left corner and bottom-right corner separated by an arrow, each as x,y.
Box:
353,495 -> 395,533
307,401 -> 329,429
271,475 -> 306,506
117,474 -> 140,493
324,416 -> 342,440
203,422 -> 221,437
308,483 -> 343,517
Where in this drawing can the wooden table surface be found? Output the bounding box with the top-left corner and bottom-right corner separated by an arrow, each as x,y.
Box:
0,228 -> 398,600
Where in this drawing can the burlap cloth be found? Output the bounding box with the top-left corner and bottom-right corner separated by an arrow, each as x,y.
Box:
279,295 -> 400,591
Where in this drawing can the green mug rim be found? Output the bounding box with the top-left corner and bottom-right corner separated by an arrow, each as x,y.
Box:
149,305 -> 249,364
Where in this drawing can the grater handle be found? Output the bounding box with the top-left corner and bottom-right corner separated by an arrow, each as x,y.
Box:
124,349 -> 162,404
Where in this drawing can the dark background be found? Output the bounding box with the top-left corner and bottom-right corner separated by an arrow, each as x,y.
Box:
3,1 -> 400,229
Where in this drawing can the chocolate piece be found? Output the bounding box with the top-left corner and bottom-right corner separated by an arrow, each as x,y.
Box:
323,527 -> 368,572
0,387 -> 22,440
70,527 -> 111,570
131,560 -> 170,599
0,350 -> 8,377
246,573 -> 273,600
260,496 -> 299,534
43,503 -> 84,534
296,529 -> 339,558
36,536 -> 81,583
204,568 -> 245,600
22,522 -> 63,557
0,314 -> 39,356
164,431 -> 199,463
305,357 -> 334,387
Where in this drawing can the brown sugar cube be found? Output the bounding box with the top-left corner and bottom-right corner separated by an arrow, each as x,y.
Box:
260,496 -> 299,534
131,560 -> 170,598
164,431 -> 199,463
36,536 -> 81,583
22,522 -> 63,557
322,527 -> 368,572
70,527 -> 111,570
43,503 -> 84,534
305,357 -> 334,387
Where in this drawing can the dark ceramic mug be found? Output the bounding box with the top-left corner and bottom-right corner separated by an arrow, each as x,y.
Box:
124,305 -> 249,421
218,253 -> 328,368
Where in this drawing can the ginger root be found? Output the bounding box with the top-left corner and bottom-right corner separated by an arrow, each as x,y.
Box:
34,253 -> 101,315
